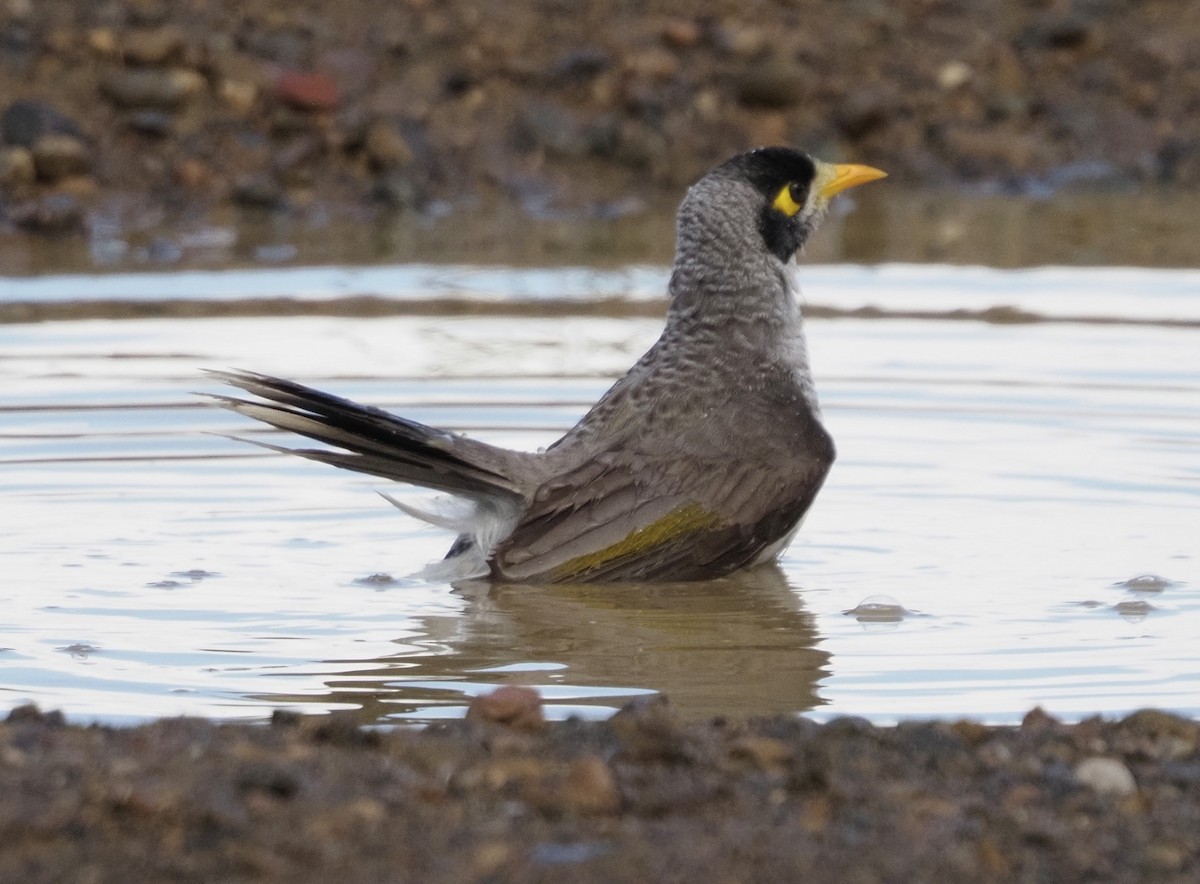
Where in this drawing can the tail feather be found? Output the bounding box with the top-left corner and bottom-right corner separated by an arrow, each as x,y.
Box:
206,370 -> 527,503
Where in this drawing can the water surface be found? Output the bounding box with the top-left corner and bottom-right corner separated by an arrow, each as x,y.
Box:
1,263 -> 1197,724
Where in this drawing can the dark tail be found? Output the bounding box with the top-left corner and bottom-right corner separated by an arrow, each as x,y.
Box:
206,370 -> 526,503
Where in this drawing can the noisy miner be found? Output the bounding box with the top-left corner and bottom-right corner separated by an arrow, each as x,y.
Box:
209,147 -> 886,582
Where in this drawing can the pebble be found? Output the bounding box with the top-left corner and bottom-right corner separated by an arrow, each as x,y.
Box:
661,19 -> 701,49
466,685 -> 545,730
231,172 -> 286,209
1074,757 -> 1137,796
125,109 -> 174,137
364,121 -> 413,171
86,28 -> 119,57
0,145 -> 36,188
219,78 -> 259,114
1,99 -> 83,148
121,26 -> 185,65
11,192 -> 86,233
275,71 -> 340,112
937,60 -> 973,91
732,56 -> 807,108
557,755 -> 620,814
101,68 -> 205,110
30,134 -> 90,181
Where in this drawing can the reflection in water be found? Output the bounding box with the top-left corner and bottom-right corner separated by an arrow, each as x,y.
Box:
277,566 -> 829,723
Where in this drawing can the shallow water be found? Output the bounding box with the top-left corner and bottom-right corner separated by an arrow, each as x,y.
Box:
2,263 -> 1198,725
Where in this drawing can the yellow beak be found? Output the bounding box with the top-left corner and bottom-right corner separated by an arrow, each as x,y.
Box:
818,163 -> 888,200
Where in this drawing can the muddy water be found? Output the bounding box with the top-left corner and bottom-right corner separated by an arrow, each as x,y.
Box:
3,260 -> 1197,726
2,198 -> 1199,725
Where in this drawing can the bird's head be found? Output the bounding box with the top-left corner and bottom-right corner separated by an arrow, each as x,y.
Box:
676,147 -> 887,268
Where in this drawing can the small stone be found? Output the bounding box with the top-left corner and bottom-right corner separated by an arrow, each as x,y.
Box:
370,170 -> 423,210
101,68 -> 205,110
714,23 -> 769,58
126,0 -> 168,27
937,60 -> 973,91
837,90 -> 891,139
219,78 -> 259,114
86,27 -> 118,57
0,145 -> 35,188
624,47 -> 679,81
1074,756 -> 1137,796
466,685 -> 544,730
121,26 -> 184,65
125,110 -> 173,137
1021,706 -> 1064,733
232,173 -> 285,209
557,755 -> 620,814
1143,843 -> 1186,874
363,121 -> 413,171
733,56 -> 806,108
545,47 -> 612,86
2,99 -> 83,148
275,71 -> 340,112
728,736 -> 792,769
516,102 -> 590,158
30,134 -> 90,181
11,192 -> 86,234
661,19 -> 701,49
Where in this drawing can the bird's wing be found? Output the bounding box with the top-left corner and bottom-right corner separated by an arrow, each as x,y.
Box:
491,454 -> 828,582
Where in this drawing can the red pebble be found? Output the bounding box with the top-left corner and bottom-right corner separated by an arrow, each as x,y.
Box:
275,71 -> 340,111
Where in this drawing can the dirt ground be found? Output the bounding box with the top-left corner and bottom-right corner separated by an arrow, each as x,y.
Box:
3,0 -> 1199,236
3,698 -> 1199,883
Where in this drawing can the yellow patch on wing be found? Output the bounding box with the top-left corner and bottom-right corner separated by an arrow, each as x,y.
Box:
551,502 -> 722,580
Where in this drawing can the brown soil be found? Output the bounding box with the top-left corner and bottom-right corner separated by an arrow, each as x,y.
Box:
3,0 -> 1199,238
4,699 -> 1198,882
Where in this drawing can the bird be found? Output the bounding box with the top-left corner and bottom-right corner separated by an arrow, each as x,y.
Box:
208,147 -> 886,583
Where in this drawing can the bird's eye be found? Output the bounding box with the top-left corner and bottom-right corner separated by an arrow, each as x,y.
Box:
771,181 -> 805,218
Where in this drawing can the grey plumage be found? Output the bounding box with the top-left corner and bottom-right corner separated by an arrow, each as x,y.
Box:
209,147 -> 885,583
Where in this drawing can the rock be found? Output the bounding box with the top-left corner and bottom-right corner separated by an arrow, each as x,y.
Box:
126,0 -> 169,27
86,27 -> 118,57
624,47 -> 680,81
364,121 -> 413,171
219,78 -> 259,114
1074,757 -> 1137,796
125,109 -> 174,137
370,169 -> 423,210
712,23 -> 769,58
1018,15 -> 1094,50
557,755 -> 620,814
173,157 -> 212,189
1,99 -> 83,148
232,172 -> 286,209
937,60 -> 973,91
728,736 -> 793,770
10,192 -> 86,234
273,134 -> 326,184
733,56 -> 807,108
836,90 -> 892,139
661,19 -> 701,49
516,101 -> 591,158
0,145 -> 35,188
30,133 -> 90,181
101,68 -> 205,110
275,71 -> 340,111
121,26 -> 185,65
466,686 -> 544,730
545,47 -> 612,86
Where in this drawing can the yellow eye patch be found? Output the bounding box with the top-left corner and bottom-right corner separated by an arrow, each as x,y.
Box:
771,182 -> 803,217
